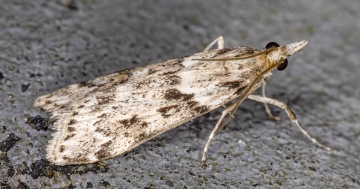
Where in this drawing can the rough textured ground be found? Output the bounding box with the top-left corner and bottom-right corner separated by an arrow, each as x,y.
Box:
0,1 -> 359,188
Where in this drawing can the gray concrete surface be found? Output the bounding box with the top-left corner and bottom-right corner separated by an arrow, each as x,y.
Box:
0,0 -> 359,188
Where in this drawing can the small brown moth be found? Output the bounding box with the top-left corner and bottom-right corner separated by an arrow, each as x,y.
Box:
34,36 -> 331,168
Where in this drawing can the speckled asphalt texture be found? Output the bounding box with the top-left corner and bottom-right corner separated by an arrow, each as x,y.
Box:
0,1 -> 359,188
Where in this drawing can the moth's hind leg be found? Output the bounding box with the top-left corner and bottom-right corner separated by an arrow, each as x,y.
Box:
201,103 -> 236,169
202,36 -> 224,52
247,95 -> 331,151
261,81 -> 280,121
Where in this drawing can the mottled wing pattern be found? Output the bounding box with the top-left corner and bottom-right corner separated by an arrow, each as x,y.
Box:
35,46 -> 267,165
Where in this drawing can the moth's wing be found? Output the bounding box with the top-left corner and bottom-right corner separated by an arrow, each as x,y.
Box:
35,47 -> 261,165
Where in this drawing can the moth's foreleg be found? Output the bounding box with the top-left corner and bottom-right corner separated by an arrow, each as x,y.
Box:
261,82 -> 280,121
247,95 -> 332,151
202,36 -> 224,52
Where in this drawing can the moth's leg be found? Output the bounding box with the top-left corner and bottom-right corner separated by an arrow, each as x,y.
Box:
201,103 -> 237,169
261,82 -> 280,121
202,36 -> 224,52
247,95 -> 331,151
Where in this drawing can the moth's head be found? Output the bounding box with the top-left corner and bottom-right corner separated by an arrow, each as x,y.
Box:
265,40 -> 308,71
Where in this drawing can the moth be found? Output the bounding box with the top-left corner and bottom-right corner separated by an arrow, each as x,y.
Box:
34,36 -> 331,168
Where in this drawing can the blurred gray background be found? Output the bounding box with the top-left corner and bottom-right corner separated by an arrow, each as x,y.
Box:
0,0 -> 359,188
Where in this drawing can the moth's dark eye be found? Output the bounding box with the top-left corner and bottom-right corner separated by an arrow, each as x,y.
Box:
277,59 -> 288,71
266,42 -> 279,49
266,42 -> 288,71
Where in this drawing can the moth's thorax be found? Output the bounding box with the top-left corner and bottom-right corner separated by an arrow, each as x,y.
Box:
196,47 -> 274,73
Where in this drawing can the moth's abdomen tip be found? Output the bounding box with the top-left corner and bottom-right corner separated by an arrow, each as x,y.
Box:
285,40 -> 308,56
33,96 -> 43,106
